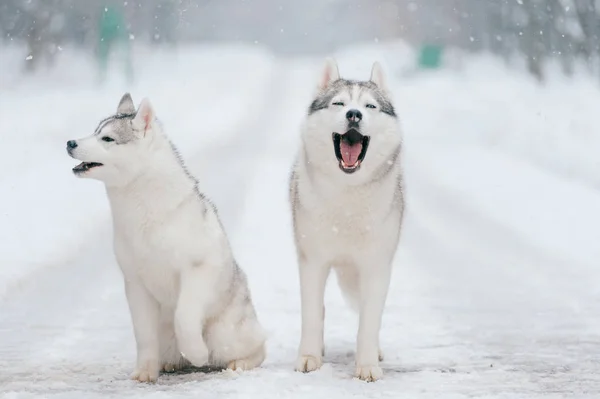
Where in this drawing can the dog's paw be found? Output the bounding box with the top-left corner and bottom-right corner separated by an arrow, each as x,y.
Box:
227,359 -> 253,371
130,365 -> 159,383
160,353 -> 190,373
227,346 -> 265,372
354,364 -> 383,382
179,345 -> 209,368
295,354 -> 323,373
161,363 -> 177,373
161,359 -> 188,373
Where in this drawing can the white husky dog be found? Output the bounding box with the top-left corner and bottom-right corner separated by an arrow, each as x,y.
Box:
66,93 -> 266,382
289,59 -> 405,382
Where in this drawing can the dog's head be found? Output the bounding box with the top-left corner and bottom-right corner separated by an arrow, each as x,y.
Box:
66,93 -> 160,186
303,58 -> 400,178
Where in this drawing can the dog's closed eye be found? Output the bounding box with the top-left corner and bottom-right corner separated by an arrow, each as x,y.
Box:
102,136 -> 115,142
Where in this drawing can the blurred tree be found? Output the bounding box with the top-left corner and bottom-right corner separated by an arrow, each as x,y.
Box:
3,0 -> 600,82
151,0 -> 178,45
521,0 -> 546,82
21,0 -> 65,73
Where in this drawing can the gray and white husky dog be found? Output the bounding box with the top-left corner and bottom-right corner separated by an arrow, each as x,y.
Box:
289,58 -> 404,382
66,93 -> 266,382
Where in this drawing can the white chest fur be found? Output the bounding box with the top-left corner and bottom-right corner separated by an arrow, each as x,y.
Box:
113,220 -> 182,307
293,172 -> 402,264
107,185 -> 208,307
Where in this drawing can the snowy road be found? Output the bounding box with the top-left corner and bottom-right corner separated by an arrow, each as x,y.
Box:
1,50 -> 600,398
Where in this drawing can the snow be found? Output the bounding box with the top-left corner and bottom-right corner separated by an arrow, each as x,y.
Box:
396,53 -> 600,189
1,42 -> 600,398
412,144 -> 600,268
0,44 -> 275,298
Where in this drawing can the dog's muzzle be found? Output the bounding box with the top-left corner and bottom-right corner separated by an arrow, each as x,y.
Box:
332,129 -> 370,174
66,139 -> 104,175
66,140 -> 77,155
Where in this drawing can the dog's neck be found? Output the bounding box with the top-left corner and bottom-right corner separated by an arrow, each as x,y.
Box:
298,144 -> 402,212
105,136 -> 198,226
302,155 -> 398,192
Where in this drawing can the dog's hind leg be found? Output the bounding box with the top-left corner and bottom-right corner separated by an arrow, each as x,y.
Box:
204,279 -> 267,371
322,305 -> 326,357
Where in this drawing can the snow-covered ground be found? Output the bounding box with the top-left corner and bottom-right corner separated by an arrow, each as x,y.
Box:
1,42 -> 599,398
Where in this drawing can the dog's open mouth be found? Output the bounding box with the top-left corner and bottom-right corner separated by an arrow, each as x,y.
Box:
72,162 -> 103,174
332,129 -> 370,174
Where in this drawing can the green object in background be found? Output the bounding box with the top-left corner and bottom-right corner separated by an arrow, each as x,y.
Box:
417,44 -> 443,69
97,5 -> 133,84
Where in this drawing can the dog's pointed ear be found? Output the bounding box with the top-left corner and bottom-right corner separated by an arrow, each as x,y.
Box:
117,92 -> 135,114
132,98 -> 155,136
369,61 -> 388,92
369,61 -> 388,91
317,57 -> 340,92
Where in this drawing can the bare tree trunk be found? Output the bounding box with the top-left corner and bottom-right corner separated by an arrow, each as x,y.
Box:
498,0 -> 515,66
549,0 -> 574,76
573,0 -> 599,73
522,0 -> 545,82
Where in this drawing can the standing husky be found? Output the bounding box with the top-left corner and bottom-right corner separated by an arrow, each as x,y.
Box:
289,59 -> 404,382
66,93 -> 266,382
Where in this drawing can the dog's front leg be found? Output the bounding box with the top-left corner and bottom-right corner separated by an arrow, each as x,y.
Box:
174,267 -> 210,367
295,259 -> 330,373
159,308 -> 189,372
355,265 -> 392,382
125,279 -> 161,383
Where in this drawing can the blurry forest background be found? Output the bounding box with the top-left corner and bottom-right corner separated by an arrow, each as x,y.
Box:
1,0 -> 600,82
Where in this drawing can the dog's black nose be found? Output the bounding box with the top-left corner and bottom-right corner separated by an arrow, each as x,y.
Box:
346,109 -> 362,123
67,140 -> 78,149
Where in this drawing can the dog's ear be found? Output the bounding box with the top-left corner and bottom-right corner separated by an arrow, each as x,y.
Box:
132,98 -> 155,136
369,61 -> 388,92
117,92 -> 135,114
316,57 -> 340,92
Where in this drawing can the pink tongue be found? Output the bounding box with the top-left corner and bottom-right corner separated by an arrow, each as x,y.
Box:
340,141 -> 362,166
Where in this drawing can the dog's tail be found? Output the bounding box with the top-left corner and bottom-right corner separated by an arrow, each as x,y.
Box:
333,267 -> 360,312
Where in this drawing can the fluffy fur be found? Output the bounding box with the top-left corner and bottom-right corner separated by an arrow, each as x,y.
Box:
289,58 -> 404,382
66,93 -> 266,382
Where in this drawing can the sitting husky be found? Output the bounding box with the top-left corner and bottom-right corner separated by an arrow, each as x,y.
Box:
289,59 -> 404,382
66,93 -> 266,382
